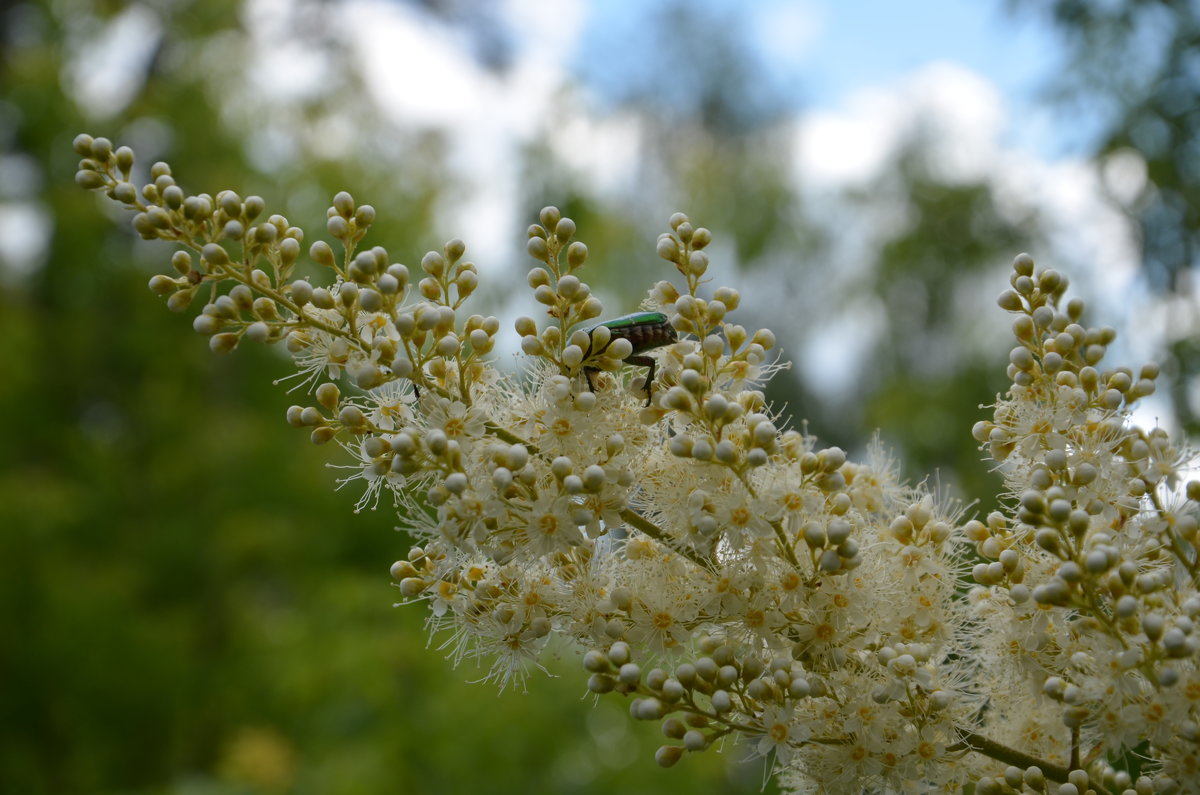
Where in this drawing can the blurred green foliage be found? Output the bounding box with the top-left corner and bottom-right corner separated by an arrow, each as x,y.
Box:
855,142 -> 1034,504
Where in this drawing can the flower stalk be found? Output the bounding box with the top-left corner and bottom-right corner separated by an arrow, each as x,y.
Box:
76,133 -> 1200,795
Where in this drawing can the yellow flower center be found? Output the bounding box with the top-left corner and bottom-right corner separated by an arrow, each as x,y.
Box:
768,721 -> 789,743
1184,681 -> 1200,702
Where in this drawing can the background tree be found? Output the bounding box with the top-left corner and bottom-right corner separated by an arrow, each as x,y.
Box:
1008,0 -> 1200,434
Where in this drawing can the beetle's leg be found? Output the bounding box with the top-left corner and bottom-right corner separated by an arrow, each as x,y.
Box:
626,355 -> 656,405
577,334 -> 601,394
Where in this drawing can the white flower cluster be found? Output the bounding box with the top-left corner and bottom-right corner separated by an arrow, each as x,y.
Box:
966,255 -> 1200,793
76,134 -> 1200,794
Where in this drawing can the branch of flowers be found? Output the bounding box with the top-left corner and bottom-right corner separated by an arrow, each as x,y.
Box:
646,684 -> 775,737
950,729 -> 1081,790
735,471 -> 801,569
769,518 -> 801,569
482,421 -> 715,570
401,337 -> 434,398
1147,485 -> 1200,581
138,205 -> 376,363
211,258 -> 373,349
485,422 -> 528,449
618,507 -> 715,571
455,352 -> 470,405
1076,584 -> 1130,651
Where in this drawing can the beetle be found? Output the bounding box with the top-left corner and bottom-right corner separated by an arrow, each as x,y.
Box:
581,311 -> 678,405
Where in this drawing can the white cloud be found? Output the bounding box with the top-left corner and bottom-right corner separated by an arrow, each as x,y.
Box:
794,61 -> 1005,188
796,102 -> 894,186
0,202 -> 52,280
244,0 -> 330,102
347,2 -> 499,128
502,0 -> 588,69
797,294 -> 888,400
65,4 -> 162,119
341,0 -> 638,260
749,0 -> 825,71
547,107 -> 643,198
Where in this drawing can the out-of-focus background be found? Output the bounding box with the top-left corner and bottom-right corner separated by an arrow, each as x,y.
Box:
1,0 -> 1196,792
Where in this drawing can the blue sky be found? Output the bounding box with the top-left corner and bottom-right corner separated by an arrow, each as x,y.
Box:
571,0 -> 1068,154
791,0 -> 1057,106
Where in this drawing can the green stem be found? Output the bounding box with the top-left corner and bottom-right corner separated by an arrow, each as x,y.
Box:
951,730 -> 1079,788
487,423 -> 528,448
618,508 -> 713,571
737,471 -> 800,569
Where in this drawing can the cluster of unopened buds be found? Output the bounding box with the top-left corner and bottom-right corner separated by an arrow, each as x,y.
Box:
77,132 -> 1200,794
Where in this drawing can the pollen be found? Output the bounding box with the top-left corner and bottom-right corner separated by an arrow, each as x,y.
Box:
768,721 -> 789,743
1185,681 -> 1200,702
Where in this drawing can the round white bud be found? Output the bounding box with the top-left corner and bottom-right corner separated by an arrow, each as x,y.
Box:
562,344 -> 584,369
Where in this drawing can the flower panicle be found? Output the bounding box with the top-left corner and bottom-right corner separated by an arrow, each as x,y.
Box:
964,254 -> 1200,794
77,136 -> 1200,794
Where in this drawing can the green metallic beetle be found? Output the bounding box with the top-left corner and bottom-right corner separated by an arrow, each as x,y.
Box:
582,311 -> 678,405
